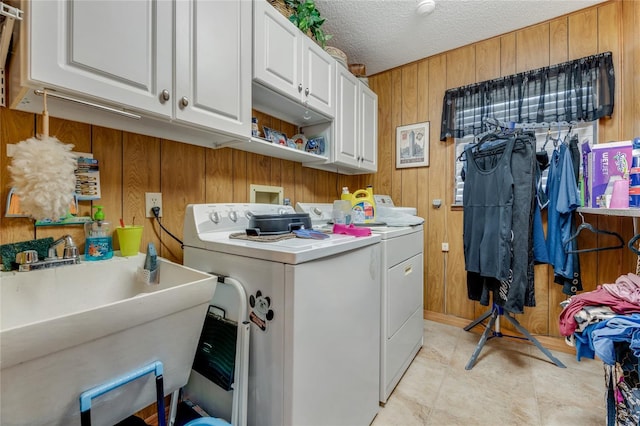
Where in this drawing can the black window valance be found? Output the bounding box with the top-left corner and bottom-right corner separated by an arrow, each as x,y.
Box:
440,51 -> 614,141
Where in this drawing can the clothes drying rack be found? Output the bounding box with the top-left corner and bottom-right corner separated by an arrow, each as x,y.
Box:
464,302 -> 566,370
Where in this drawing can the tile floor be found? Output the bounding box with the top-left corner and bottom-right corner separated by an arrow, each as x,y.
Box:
371,320 -> 606,426
146,319 -> 606,426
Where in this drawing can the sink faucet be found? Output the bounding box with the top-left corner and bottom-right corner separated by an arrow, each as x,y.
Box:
16,235 -> 81,272
48,235 -> 80,261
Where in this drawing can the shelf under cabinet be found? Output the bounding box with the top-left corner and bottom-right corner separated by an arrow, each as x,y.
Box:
232,137 -> 328,163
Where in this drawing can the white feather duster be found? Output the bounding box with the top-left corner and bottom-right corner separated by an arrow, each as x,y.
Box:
8,136 -> 77,221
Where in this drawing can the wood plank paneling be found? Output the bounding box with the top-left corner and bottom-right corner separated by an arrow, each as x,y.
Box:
568,8 -> 599,60
597,1 -> 622,144
549,17 -> 568,65
92,127 -> 122,229
475,38 -> 501,82
500,33 -> 516,76
205,148 -> 234,202
390,69 -> 403,205
1,107 -> 36,245
369,72 -> 393,197
425,54 -> 447,313
122,132 -> 161,252
232,150 -> 248,202
515,23 -> 550,73
160,140 -> 206,263
400,64 -> 419,209
416,59 -> 430,292
444,45 -> 475,320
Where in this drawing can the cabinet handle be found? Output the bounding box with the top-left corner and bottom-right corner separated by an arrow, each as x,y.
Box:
298,84 -> 303,93
304,87 -> 310,96
180,96 -> 189,108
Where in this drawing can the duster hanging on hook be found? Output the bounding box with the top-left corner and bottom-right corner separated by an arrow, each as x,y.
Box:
8,89 -> 77,221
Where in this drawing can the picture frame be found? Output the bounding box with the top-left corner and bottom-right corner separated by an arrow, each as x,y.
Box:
305,136 -> 325,155
262,126 -> 287,145
396,122 -> 429,168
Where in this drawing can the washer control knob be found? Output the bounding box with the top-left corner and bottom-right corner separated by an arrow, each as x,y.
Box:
209,211 -> 220,224
312,207 -> 322,216
229,210 -> 238,222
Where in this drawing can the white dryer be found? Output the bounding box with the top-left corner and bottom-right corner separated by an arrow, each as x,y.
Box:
296,197 -> 424,404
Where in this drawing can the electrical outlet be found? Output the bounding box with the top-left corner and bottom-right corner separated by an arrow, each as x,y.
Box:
441,242 -> 449,252
145,192 -> 162,218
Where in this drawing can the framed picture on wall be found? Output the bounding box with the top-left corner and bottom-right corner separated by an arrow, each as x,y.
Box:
396,122 -> 429,168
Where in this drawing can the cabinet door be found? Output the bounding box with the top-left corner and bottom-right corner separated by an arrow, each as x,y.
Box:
359,83 -> 378,172
253,0 -> 301,102
29,0 -> 173,117
334,65 -> 359,168
175,0 -> 251,137
302,39 -> 335,118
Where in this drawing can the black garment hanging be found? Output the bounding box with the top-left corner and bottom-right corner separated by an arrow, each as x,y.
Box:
464,130 -> 537,314
463,135 -> 516,282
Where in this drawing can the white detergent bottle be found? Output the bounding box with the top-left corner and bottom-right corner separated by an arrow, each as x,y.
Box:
84,205 -> 113,261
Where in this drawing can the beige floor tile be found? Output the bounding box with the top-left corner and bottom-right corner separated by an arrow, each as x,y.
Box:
373,320 -> 608,426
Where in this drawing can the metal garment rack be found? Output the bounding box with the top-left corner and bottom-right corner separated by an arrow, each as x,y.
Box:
464,302 -> 567,370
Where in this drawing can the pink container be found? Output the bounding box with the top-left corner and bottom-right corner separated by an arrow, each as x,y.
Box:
610,178 -> 629,209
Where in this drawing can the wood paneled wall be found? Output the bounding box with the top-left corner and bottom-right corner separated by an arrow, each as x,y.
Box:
368,0 -> 640,338
1,0 -> 639,339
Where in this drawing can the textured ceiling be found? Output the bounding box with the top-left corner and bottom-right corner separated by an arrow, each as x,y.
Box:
313,0 -> 607,76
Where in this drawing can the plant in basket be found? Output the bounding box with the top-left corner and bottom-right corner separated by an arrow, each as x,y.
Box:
283,0 -> 332,48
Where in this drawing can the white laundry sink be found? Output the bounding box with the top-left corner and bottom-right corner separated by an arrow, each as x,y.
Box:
0,254 -> 217,426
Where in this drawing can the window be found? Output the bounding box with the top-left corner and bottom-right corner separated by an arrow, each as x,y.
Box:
442,52 -> 613,206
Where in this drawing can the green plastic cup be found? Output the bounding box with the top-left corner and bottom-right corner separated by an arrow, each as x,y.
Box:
116,226 -> 143,257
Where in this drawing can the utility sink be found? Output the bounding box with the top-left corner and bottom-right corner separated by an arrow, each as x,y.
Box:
0,254 -> 217,426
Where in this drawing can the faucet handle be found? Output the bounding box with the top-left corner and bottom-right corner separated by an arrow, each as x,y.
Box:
16,250 -> 39,265
63,245 -> 80,260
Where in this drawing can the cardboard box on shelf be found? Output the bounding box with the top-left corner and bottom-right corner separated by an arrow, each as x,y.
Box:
587,141 -> 632,208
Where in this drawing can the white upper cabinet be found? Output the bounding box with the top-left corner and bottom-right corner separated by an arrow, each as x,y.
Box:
10,0 -> 251,147
359,82 -> 378,171
253,0 -> 334,120
332,64 -> 378,173
27,0 -> 173,117
175,0 -> 251,136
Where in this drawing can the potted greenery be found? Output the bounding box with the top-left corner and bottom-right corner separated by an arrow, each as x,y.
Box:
283,0 -> 332,48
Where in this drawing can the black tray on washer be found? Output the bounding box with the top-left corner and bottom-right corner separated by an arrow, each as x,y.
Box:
247,213 -> 311,235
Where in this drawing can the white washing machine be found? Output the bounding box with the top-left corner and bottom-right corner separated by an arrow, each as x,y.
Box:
182,203 -> 382,426
296,196 -> 424,404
